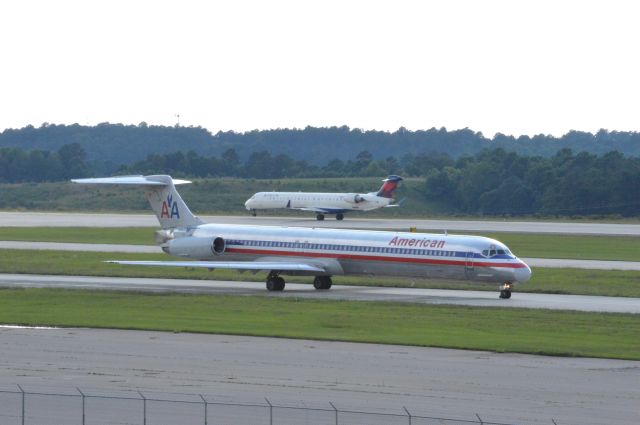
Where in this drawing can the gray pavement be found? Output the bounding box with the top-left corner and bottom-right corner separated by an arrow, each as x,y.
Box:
1,273 -> 639,313
2,211 -> 640,235
2,240 -> 640,270
521,257 -> 640,270
0,328 -> 638,425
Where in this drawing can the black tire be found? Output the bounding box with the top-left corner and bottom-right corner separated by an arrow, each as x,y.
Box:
267,279 -> 276,291
323,277 -> 332,289
267,277 -> 285,291
316,214 -> 325,221
499,290 -> 506,299
313,276 -> 332,290
336,213 -> 344,221
504,290 -> 511,299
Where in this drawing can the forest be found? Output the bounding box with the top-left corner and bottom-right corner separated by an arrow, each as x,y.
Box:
1,142 -> 638,217
1,123 -> 640,172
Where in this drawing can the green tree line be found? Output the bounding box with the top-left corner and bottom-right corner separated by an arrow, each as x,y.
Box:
1,143 -> 638,216
424,149 -> 640,216
0,143 -> 91,183
1,123 -> 640,171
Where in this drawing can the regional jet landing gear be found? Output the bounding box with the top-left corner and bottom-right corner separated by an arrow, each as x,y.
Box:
250,209 -> 257,217
316,214 -> 325,221
499,282 -> 512,299
336,213 -> 344,221
313,276 -> 332,290
266,272 -> 285,291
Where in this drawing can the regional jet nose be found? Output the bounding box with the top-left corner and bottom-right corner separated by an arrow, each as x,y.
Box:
514,261 -> 532,283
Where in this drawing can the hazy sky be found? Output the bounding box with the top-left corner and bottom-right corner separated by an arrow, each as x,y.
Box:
1,0 -> 638,137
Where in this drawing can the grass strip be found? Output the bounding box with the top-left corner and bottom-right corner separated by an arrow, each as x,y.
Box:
0,288 -> 638,360
0,227 -> 638,261
1,249 -> 640,297
472,232 -> 640,262
0,227 -> 154,245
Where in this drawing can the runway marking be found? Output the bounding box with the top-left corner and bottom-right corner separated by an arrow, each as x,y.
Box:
0,324 -> 58,329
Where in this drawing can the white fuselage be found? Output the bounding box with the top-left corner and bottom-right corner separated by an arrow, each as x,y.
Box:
163,224 -> 532,285
244,192 -> 392,213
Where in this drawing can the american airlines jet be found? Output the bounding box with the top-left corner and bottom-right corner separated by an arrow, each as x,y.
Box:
72,175 -> 531,299
244,175 -> 404,220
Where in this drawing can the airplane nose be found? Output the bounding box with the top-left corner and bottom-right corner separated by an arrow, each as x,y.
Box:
514,262 -> 532,283
244,199 -> 252,210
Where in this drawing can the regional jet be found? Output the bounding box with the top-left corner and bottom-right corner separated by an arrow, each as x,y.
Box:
72,175 -> 531,299
244,175 -> 404,220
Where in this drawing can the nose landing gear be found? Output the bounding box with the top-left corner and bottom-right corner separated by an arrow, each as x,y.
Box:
316,214 -> 325,221
499,282 -> 512,299
266,272 -> 285,291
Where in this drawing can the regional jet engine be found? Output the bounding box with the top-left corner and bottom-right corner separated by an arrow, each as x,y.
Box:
162,236 -> 225,259
346,194 -> 367,203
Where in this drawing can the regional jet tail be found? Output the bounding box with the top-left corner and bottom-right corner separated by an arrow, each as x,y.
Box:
72,175 -> 531,299
244,175 -> 405,221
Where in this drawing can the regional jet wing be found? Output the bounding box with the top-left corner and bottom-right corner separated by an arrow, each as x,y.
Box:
293,207 -> 347,214
105,260 -> 325,273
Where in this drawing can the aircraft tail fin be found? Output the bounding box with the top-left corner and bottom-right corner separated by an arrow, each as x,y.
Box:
376,175 -> 404,198
71,175 -> 204,229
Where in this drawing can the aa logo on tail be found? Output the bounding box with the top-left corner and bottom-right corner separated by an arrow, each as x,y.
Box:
160,194 -> 180,219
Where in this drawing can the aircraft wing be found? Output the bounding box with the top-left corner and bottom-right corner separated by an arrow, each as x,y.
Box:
105,260 -> 326,273
293,207 -> 349,214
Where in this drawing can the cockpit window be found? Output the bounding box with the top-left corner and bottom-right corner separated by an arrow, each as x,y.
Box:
483,246 -> 513,258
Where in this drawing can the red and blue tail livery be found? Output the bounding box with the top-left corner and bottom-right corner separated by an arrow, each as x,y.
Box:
377,175 -> 403,198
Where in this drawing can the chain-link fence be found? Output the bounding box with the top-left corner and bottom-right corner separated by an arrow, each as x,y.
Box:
0,385 -> 559,425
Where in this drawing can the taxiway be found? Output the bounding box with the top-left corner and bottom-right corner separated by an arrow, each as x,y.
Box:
1,211 -> 639,235
0,328 -> 638,425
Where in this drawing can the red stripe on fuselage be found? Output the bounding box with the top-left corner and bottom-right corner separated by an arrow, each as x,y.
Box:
225,247 -> 527,268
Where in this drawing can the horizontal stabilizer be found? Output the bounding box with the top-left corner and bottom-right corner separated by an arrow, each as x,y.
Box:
72,174 -> 202,229
71,175 -> 192,185
384,197 -> 406,208
105,260 -> 326,273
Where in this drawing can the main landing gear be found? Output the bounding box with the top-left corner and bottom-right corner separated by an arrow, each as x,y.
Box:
313,276 -> 332,290
316,213 -> 344,221
266,272 -> 285,291
499,282 -> 512,299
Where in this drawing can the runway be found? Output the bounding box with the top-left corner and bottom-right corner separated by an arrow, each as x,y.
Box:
2,240 -> 640,271
2,211 -> 639,235
0,328 -> 638,425
1,273 -> 639,313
